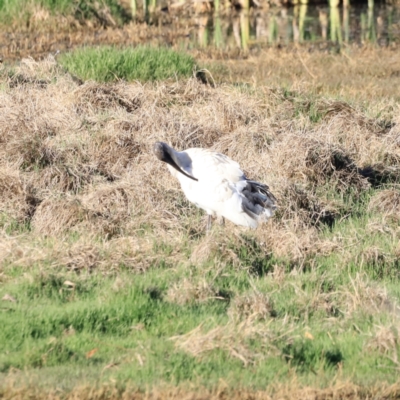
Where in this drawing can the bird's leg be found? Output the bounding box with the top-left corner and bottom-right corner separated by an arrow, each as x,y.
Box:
219,217 -> 225,226
206,214 -> 212,232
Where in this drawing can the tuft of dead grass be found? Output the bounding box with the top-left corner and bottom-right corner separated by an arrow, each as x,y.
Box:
31,197 -> 87,236
356,245 -> 400,280
256,220 -> 320,265
228,291 -> 276,321
272,136 -> 369,192
367,325 -> 400,364
165,278 -> 219,305
74,82 -> 143,113
0,166 -> 34,221
339,274 -> 399,317
190,229 -> 241,266
60,243 -> 100,272
368,189 -> 400,221
275,184 -> 341,228
169,319 -> 282,366
81,183 -> 136,237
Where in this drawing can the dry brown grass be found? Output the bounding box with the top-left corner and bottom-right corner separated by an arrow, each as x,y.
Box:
275,184 -> 341,228
0,228 -> 182,274
169,318 -> 285,366
208,46 -> 400,103
2,380 -> 400,400
339,274 -> 393,314
368,189 -> 400,221
0,166 -> 32,221
165,277 -> 219,305
228,291 -> 276,321
0,52 -> 399,272
190,229 -> 244,266
367,325 -> 400,363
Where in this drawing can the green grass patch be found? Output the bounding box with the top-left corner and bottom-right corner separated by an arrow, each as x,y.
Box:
59,46 -> 197,83
0,0 -> 72,20
1,209 -> 400,391
0,0 -> 130,26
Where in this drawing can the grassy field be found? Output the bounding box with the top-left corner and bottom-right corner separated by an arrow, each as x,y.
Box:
0,48 -> 400,399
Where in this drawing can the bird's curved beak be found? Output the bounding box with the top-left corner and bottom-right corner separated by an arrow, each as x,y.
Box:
154,142 -> 198,182
166,151 -> 198,182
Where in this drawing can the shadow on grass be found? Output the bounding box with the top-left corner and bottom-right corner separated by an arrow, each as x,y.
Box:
282,340 -> 344,372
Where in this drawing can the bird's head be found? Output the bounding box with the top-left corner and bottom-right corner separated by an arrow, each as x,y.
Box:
153,141 -> 168,162
153,141 -> 198,181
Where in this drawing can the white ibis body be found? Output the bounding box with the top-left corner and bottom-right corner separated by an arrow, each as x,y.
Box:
153,142 -> 276,229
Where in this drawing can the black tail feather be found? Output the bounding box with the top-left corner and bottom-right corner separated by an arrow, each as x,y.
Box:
241,179 -> 277,219
245,180 -> 277,207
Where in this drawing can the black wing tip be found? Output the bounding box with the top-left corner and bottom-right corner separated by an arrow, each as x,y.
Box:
245,179 -> 277,206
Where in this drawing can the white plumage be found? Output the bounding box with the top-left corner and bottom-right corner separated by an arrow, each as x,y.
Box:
153,142 -> 276,229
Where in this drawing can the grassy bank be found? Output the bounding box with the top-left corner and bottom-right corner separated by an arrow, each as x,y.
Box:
0,0 -> 130,28
0,52 -> 400,398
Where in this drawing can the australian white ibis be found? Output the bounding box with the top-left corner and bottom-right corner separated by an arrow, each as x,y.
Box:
153,142 -> 276,230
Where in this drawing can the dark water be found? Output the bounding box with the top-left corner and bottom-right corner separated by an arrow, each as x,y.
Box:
1,3 -> 399,61
153,3 -> 400,50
